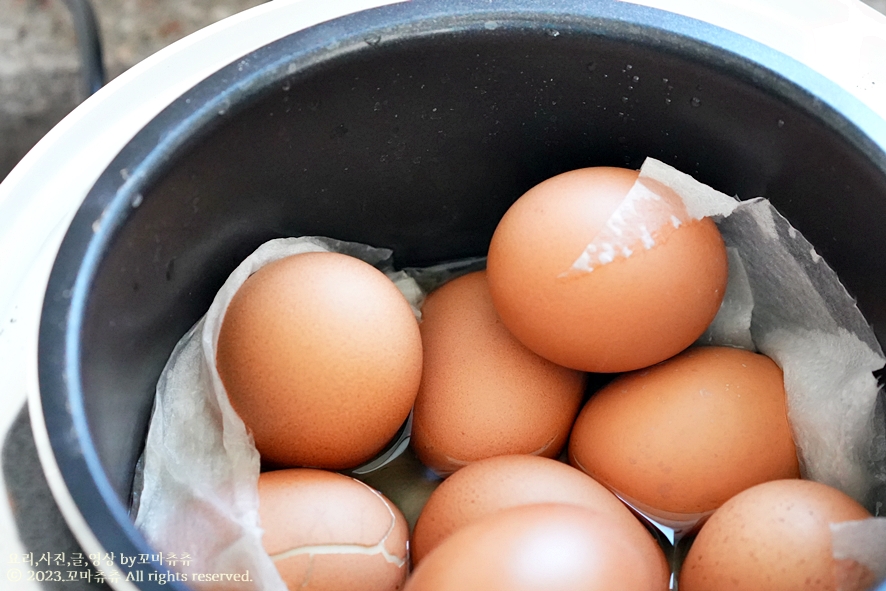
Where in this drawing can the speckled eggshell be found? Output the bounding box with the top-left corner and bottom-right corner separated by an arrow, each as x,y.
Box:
486,166 -> 728,373
569,346 -> 800,517
404,503 -> 670,591
258,469 -> 409,591
411,271 -> 586,476
411,454 -> 666,577
216,251 -> 423,470
680,479 -> 872,591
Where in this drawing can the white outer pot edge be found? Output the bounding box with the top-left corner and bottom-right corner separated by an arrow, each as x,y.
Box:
17,1 -> 404,589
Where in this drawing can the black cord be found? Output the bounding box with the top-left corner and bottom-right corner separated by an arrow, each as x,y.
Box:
62,0 -> 106,97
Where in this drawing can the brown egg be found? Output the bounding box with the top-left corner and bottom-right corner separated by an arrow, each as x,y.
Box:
216,251 -> 422,469
411,454 -> 665,574
411,271 -> 586,476
569,346 -> 800,518
404,503 -> 670,591
680,479 -> 872,591
258,468 -> 409,591
486,166 -> 728,373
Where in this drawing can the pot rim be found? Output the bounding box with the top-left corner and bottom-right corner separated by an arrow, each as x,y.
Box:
28,1 -> 886,590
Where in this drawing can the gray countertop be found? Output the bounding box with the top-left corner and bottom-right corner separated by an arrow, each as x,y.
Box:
3,405 -> 111,590
0,0 -> 268,183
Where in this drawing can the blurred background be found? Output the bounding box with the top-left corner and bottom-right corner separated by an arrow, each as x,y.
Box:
1,0 -> 885,184
0,0 -> 268,182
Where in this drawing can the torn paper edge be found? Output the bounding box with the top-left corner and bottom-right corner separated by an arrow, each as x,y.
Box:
564,157 -> 738,275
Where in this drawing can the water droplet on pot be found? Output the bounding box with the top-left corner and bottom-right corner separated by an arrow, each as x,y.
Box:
665,97 -> 672,105
626,64 -> 633,70
587,62 -> 597,72
484,20 -> 499,30
364,34 -> 381,46
547,29 -> 560,37
131,194 -> 143,208
282,80 -> 291,91
621,96 -> 629,103
662,77 -> 669,83
632,75 -> 640,82
690,97 -> 702,107
777,119 -> 785,128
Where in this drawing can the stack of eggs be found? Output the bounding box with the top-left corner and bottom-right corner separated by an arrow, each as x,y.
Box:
215,166 -> 875,591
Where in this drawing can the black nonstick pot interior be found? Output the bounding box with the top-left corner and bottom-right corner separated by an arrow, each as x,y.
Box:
38,0 -> 886,588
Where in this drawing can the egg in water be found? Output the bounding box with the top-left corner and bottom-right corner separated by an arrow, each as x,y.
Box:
412,271 -> 585,476
680,479 -> 872,591
216,251 -> 423,470
487,166 -> 728,373
411,454 -> 665,570
405,503 -> 669,591
258,468 -> 409,591
569,346 -> 800,526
